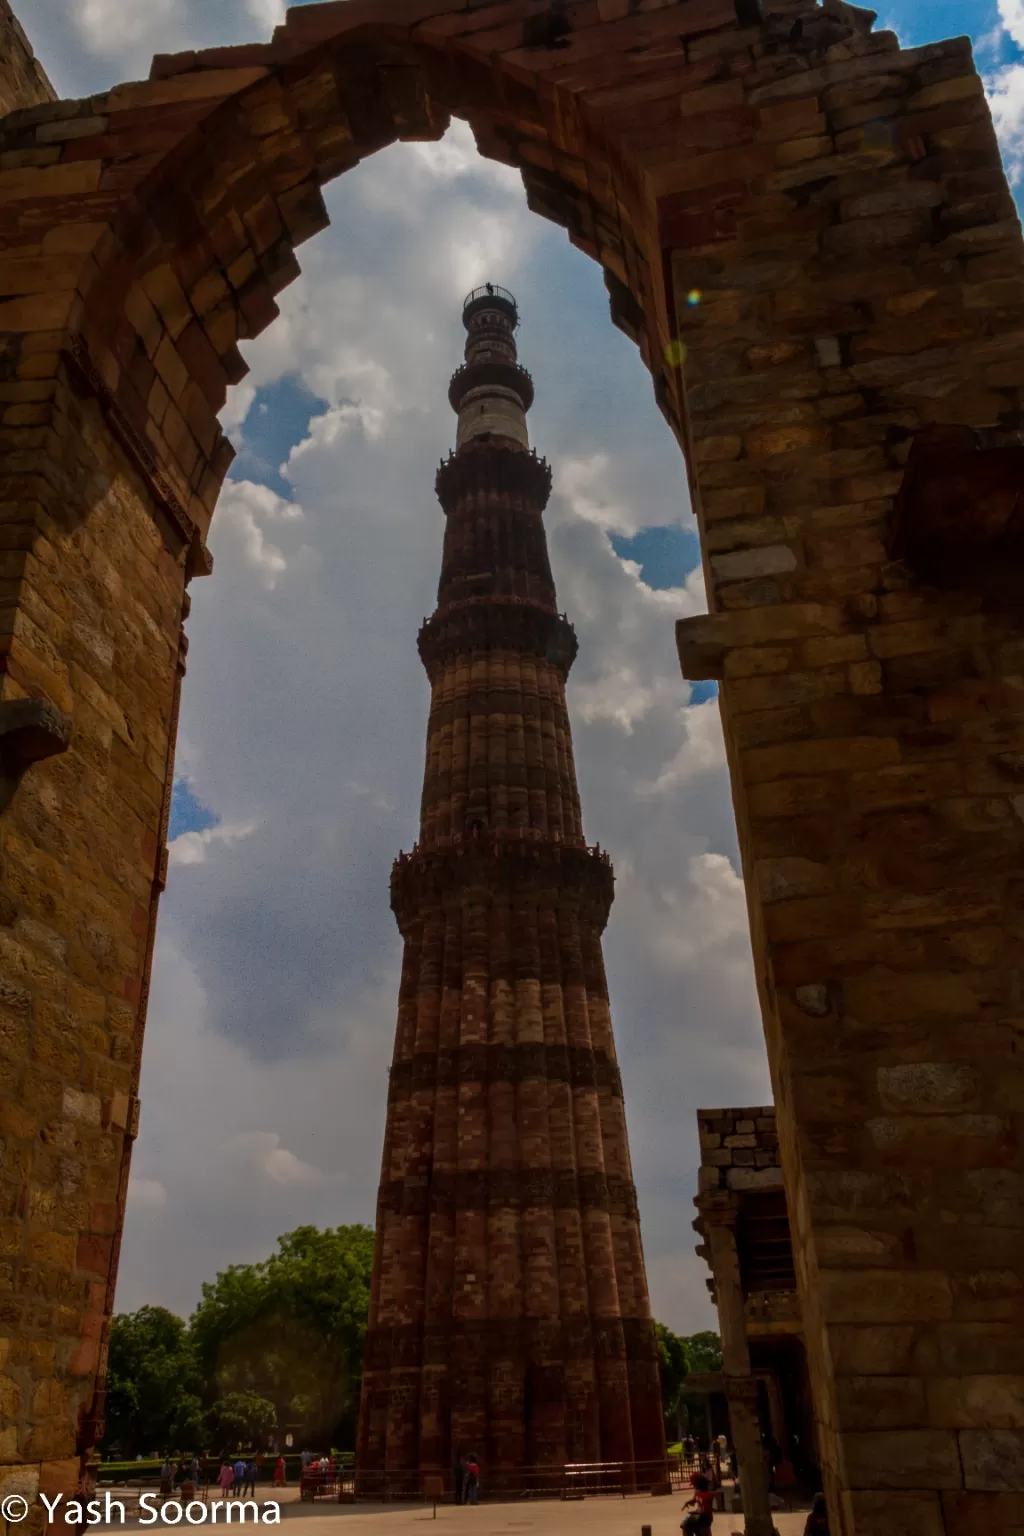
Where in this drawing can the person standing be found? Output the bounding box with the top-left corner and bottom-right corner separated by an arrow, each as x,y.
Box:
453,1454 -> 465,1506
682,1472 -> 714,1535
243,1461 -> 257,1498
273,1455 -> 286,1488
233,1457 -> 246,1495
464,1453 -> 479,1506
804,1493 -> 830,1535
217,1462 -> 235,1499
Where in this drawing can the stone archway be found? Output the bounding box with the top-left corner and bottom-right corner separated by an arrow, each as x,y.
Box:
1,3 -> 1023,1532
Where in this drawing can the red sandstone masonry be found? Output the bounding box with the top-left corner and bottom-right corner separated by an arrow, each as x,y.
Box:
357,293 -> 662,1486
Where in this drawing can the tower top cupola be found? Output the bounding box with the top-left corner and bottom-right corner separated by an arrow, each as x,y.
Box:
449,283 -> 535,453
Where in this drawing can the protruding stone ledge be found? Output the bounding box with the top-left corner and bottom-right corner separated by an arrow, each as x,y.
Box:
390,836 -> 615,931
418,599 -> 577,679
676,614 -> 729,681
0,696 -> 73,813
0,696 -> 72,766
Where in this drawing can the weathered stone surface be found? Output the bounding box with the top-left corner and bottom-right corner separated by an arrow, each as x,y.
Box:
0,0 -> 54,116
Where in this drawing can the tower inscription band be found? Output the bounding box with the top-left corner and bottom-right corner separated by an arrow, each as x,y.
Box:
355,287 -> 665,1495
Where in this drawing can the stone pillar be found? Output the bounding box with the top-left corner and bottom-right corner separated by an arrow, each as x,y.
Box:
705,1206 -> 775,1536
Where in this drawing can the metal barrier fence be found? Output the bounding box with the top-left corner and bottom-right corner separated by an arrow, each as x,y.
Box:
351,1459 -> 677,1502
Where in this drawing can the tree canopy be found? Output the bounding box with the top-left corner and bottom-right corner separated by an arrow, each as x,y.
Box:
189,1224 -> 375,1449
101,1225 -> 375,1457
682,1330 -> 724,1375
206,1393 -> 278,1450
104,1306 -> 203,1458
655,1322 -> 690,1418
654,1325 -> 724,1439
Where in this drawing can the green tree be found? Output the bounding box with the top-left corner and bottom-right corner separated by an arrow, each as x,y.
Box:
206,1392 -> 277,1451
655,1323 -> 690,1440
190,1225 -> 375,1450
682,1330 -> 723,1375
102,1306 -> 202,1457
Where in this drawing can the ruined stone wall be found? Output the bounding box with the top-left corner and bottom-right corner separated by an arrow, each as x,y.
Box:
0,1 -> 55,117
697,1106 -> 783,1198
673,21 -> 1024,1533
0,360 -> 186,1513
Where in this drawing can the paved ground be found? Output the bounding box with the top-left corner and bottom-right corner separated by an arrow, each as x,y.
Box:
276,1497 -> 810,1535
93,1487 -> 810,1536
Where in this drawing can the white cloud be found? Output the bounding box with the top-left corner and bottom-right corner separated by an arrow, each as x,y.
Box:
128,1179 -> 168,1211
245,0 -> 286,31
213,480 -> 306,589
227,1132 -> 333,1187
168,819 -> 258,866
998,0 -> 1024,48
95,125 -> 761,1339
75,0 -> 177,52
987,62 -> 1024,184
557,453 -> 635,535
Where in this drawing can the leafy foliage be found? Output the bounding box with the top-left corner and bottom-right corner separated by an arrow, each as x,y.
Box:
206,1393 -> 277,1451
682,1330 -> 723,1375
189,1225 -> 375,1449
103,1307 -> 202,1458
654,1326 -> 724,1439
655,1323 -> 690,1417
101,1226 -> 375,1457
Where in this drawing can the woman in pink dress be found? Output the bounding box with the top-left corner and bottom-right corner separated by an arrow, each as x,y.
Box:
217,1462 -> 235,1498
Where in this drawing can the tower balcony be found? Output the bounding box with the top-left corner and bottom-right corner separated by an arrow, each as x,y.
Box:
417,597 -> 577,679
390,833 -> 615,932
435,442 -> 552,511
448,358 -> 534,414
462,283 -> 518,328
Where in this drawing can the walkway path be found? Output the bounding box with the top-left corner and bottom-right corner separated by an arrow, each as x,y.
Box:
94,1489 -> 810,1536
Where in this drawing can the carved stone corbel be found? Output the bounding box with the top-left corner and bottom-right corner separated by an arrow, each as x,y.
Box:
0,697 -> 73,813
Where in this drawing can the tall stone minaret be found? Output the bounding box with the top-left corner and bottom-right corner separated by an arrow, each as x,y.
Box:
356,286 -> 665,1493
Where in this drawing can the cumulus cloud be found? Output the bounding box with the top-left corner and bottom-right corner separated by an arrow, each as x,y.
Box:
123,124 -> 765,1332
987,62 -> 1024,183
245,0 -> 286,31
212,481 -> 307,590
168,819 -> 259,866
128,1179 -> 168,1211
21,3 -> 767,1332
74,0 -> 178,54
998,0 -> 1024,48
225,1132 -> 334,1187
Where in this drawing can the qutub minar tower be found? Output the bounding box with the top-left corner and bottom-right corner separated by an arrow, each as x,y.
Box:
356,287 -> 665,1493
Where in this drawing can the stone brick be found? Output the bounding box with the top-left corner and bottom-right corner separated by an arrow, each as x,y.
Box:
843,1491 -> 945,1536
840,1429 -> 963,1489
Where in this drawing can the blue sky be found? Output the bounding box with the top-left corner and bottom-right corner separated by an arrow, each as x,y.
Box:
25,0 -> 1024,1331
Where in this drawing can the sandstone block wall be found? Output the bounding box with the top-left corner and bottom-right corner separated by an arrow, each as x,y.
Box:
697,1106 -> 783,1197
0,0 -> 55,117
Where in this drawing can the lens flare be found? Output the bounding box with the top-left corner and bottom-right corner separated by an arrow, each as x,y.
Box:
686,289 -> 702,307
664,339 -> 688,368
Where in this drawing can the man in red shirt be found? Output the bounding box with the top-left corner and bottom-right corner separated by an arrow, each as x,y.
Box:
682,1472 -> 714,1534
